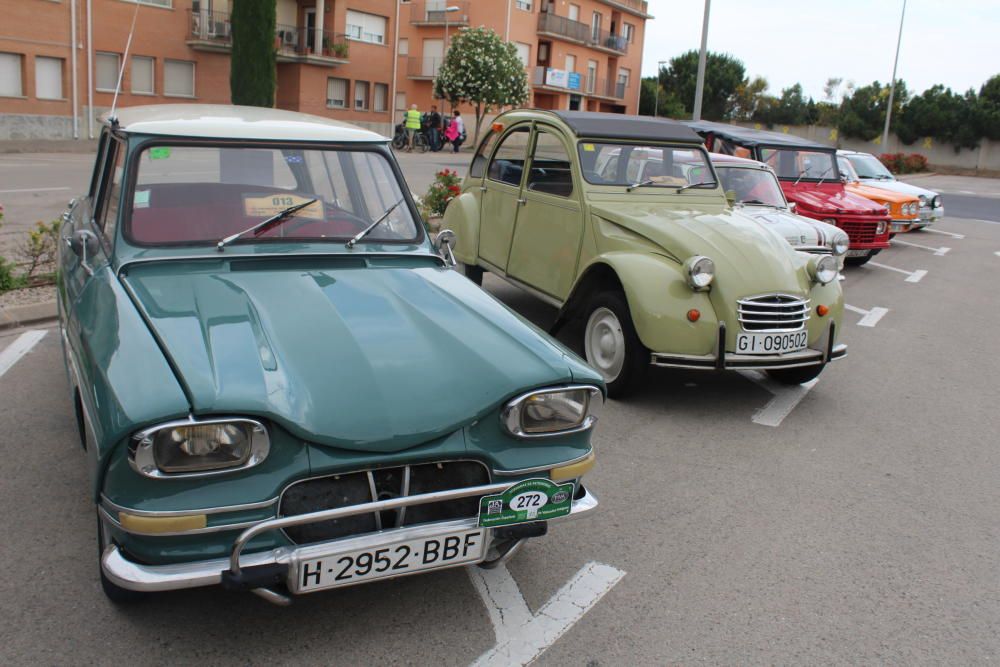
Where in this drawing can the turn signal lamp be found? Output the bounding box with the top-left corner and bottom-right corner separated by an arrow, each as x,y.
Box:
687,309 -> 701,322
551,452 -> 596,482
118,512 -> 207,534
491,122 -> 504,132
817,304 -> 830,317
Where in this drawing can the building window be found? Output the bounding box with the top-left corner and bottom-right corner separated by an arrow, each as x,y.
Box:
395,92 -> 406,114
0,52 -> 22,97
327,77 -> 348,108
163,59 -> 195,97
514,42 -> 531,68
373,83 -> 388,112
131,56 -> 154,95
515,0 -> 532,10
591,11 -> 602,41
623,23 -> 635,42
95,52 -> 120,92
346,10 -> 387,45
586,59 -> 598,94
34,56 -> 64,100
354,80 -> 369,110
399,38 -> 409,56
618,67 -> 630,88
127,0 -> 172,7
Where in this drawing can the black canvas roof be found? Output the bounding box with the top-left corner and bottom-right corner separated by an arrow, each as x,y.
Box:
551,111 -> 702,143
684,120 -> 834,152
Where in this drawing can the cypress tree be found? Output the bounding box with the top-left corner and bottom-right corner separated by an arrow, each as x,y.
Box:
230,0 -> 277,107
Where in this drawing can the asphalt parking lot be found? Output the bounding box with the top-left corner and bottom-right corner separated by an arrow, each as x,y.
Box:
2,149 -> 1000,664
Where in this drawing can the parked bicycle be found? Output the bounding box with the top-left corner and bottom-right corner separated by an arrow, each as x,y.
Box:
392,123 -> 429,153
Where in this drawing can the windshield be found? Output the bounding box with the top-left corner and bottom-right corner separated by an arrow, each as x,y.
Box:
847,153 -> 894,180
579,143 -> 716,189
716,166 -> 786,208
759,148 -> 837,182
837,156 -> 860,182
127,145 -> 419,246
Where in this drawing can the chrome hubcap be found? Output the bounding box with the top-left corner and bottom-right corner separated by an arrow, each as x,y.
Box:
585,307 -> 626,382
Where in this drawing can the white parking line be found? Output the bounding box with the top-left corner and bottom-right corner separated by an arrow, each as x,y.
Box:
921,227 -> 965,239
892,238 -> 950,255
868,261 -> 927,283
469,561 -> 625,667
843,303 -> 889,327
0,186 -> 72,194
738,370 -> 818,427
0,329 -> 48,377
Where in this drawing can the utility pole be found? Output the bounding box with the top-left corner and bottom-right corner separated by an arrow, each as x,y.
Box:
692,0 -> 711,120
882,0 -> 907,150
653,59 -> 666,117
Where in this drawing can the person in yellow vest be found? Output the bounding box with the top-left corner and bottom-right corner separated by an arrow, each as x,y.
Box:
405,104 -> 422,152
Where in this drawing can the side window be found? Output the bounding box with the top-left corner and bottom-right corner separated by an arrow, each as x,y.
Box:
95,139 -> 125,245
469,129 -> 499,179
487,127 -> 531,187
527,129 -> 574,198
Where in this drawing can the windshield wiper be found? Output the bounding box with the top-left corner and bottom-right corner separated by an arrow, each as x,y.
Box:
626,179 -> 656,192
740,198 -> 771,206
217,198 -> 318,252
678,180 -> 717,192
793,169 -> 809,186
346,197 -> 405,249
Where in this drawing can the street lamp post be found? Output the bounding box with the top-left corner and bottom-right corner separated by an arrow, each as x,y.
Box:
653,59 -> 667,117
882,0 -> 907,150
692,0 -> 711,121
442,5 -> 460,76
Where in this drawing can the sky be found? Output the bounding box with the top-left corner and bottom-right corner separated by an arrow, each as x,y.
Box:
640,0 -> 999,101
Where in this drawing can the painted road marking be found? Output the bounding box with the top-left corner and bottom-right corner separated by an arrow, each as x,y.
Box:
964,218 -> 1000,226
892,238 -> 950,255
469,561 -> 625,667
921,227 -> 965,239
0,186 -> 72,194
738,370 -> 818,428
844,303 -> 889,327
868,261 -> 927,283
0,330 -> 48,378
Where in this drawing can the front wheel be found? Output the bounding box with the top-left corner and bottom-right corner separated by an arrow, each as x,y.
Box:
459,263 -> 483,286
583,291 -> 648,398
766,364 -> 824,385
415,134 -> 429,153
844,253 -> 873,266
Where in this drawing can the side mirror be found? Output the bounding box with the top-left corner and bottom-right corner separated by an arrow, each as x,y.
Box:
68,228 -> 100,276
787,201 -> 797,214
435,229 -> 457,267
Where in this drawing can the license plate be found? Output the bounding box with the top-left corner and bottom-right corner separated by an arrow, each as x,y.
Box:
891,222 -> 911,232
736,331 -> 808,355
846,248 -> 871,257
294,528 -> 486,593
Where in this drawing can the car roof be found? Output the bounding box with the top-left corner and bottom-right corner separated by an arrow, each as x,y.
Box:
549,111 -> 702,143
101,104 -> 386,142
685,120 -> 833,152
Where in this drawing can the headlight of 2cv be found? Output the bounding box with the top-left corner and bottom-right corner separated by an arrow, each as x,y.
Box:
502,386 -> 603,438
831,233 -> 850,256
683,255 -> 715,290
808,255 -> 839,285
130,417 -> 270,478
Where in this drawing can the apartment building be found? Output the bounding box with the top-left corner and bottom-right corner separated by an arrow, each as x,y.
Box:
0,0 -> 649,141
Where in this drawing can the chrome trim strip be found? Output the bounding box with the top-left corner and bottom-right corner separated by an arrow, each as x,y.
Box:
492,448 -> 595,476
478,258 -> 565,308
100,494 -> 279,518
500,385 -> 603,439
99,505 -> 264,537
117,251 -> 445,276
129,416 -> 270,479
366,470 -> 382,531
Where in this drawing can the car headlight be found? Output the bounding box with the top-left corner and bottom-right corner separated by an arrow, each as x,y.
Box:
808,255 -> 839,285
932,195 -> 941,208
876,221 -> 887,235
130,418 -> 270,478
502,386 -> 603,438
918,195 -> 927,206
831,233 -> 850,256
822,218 -> 838,225
883,203 -> 892,215
683,255 -> 715,290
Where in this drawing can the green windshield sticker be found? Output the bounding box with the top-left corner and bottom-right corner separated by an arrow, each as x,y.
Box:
478,478 -> 573,528
133,189 -> 150,208
149,147 -> 171,160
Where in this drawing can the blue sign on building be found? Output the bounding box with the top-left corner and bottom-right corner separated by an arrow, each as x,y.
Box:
567,72 -> 581,91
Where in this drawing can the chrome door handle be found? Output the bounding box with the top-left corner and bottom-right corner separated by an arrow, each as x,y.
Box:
516,198 -> 527,206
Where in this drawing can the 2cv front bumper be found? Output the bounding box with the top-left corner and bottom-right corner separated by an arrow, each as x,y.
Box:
101,481 -> 598,603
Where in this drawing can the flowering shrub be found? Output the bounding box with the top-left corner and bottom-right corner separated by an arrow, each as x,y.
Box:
878,152 -> 929,174
421,169 -> 463,219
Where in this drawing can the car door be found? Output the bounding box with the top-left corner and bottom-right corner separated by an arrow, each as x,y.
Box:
506,125 -> 583,301
479,125 -> 531,271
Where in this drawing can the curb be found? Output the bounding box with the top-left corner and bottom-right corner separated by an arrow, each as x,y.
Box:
0,300 -> 58,331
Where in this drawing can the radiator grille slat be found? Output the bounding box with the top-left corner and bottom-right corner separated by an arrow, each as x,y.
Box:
737,294 -> 810,332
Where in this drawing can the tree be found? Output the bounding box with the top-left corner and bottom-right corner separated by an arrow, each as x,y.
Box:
976,74 -> 1000,140
895,84 -> 980,149
638,76 -> 685,118
230,0 -> 276,107
729,76 -> 768,121
754,83 -> 816,126
838,80 -> 908,141
659,50 -> 747,120
433,27 -> 529,146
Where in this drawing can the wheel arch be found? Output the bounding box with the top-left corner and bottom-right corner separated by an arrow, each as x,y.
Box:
442,191 -> 481,265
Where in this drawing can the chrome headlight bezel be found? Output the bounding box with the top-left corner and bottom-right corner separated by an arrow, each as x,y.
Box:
830,233 -> 850,256
501,385 -> 603,439
130,417 -> 270,479
932,194 -> 941,208
808,254 -> 839,285
683,255 -> 715,290
918,194 -> 927,207
876,220 -> 888,235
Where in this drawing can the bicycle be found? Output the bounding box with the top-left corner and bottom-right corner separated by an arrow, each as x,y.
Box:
391,125 -> 430,153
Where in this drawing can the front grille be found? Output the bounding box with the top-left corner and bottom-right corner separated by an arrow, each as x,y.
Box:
793,245 -> 832,255
737,294 -> 810,332
839,221 -> 877,244
279,461 -> 491,545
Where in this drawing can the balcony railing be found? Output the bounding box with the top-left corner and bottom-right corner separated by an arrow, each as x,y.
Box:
409,0 -> 471,25
532,67 -> 625,99
188,10 -> 350,60
536,12 -> 629,54
407,56 -> 444,79
598,0 -> 650,16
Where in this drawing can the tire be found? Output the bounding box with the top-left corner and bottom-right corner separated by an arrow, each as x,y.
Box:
391,135 -> 406,150
460,263 -> 484,286
97,513 -> 147,604
844,253 -> 873,266
583,291 -> 648,398
416,135 -> 430,153
766,364 -> 824,385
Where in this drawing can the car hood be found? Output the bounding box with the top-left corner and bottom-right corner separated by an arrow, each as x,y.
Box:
846,182 -> 915,204
858,178 -> 936,201
591,203 -> 807,296
121,257 -> 576,453
735,205 -> 826,246
787,187 -> 884,216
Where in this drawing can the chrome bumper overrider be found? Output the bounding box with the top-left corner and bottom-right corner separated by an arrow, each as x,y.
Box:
101,484 -> 598,597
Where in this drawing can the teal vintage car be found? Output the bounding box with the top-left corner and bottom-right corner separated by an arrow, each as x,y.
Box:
58,105 -> 602,604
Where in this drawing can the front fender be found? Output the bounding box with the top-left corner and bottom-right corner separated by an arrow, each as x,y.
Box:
442,191 -> 480,265
572,253 -> 719,356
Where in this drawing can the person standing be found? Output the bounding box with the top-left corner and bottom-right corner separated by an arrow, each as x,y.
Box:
444,110 -> 466,153
428,105 -> 443,152
405,104 -> 422,151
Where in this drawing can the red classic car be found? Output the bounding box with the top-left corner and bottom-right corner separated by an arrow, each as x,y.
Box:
687,121 -> 891,266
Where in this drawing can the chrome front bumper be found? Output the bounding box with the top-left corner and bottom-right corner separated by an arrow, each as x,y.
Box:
101,484 -> 598,598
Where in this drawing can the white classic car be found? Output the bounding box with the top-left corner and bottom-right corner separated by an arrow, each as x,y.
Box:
838,149 -> 943,228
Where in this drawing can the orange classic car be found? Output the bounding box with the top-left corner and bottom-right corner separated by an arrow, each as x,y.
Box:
837,155 -> 921,234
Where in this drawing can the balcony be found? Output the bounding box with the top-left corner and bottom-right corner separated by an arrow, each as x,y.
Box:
536,12 -> 629,55
409,0 -> 471,26
532,67 -> 625,100
407,56 -> 444,80
187,10 -> 350,64
597,0 -> 651,18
